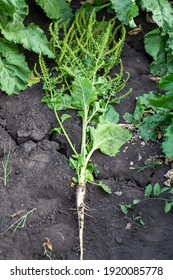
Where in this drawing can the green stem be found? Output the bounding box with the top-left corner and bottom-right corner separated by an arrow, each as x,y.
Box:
81,106 -> 88,159
78,106 -> 89,184
54,108 -> 78,156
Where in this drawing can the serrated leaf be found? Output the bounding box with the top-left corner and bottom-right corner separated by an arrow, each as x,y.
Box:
124,112 -> 134,123
110,0 -> 139,28
60,114 -> 72,123
2,23 -> 54,58
153,183 -> 161,196
141,0 -> 173,31
97,182 -> 112,194
72,77 -> 97,110
120,205 -> 128,215
0,38 -> 30,95
145,184 -> 152,197
139,114 -> 169,141
35,0 -> 72,21
90,122 -> 131,156
164,202 -> 172,213
133,91 -> 159,124
162,124 -> 173,159
0,0 -> 28,28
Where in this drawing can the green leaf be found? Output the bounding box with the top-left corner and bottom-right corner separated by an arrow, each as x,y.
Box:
120,205 -> 128,215
132,91 -> 159,124
60,114 -> 72,123
164,202 -> 172,213
144,29 -> 164,62
0,38 -> 30,95
162,123 -> 173,159
0,0 -> 28,28
49,127 -> 62,135
144,29 -> 173,75
72,177 -> 78,183
69,157 -> 78,171
158,74 -> 173,91
82,2 -> 110,17
97,182 -> 112,194
2,23 -> 54,58
110,0 -> 139,27
35,0 -> 72,21
139,219 -> 145,226
85,169 -> 94,182
149,91 -> 173,110
28,72 -> 40,87
72,77 -> 97,110
124,112 -> 134,123
139,114 -> 169,141
140,0 -> 173,31
132,199 -> 141,205
159,187 -> 170,194
145,184 -> 152,197
90,123 -> 131,156
99,105 -> 119,124
153,183 -> 161,196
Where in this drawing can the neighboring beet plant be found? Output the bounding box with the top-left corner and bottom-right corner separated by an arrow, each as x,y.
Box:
37,8 -> 131,259
0,0 -> 72,95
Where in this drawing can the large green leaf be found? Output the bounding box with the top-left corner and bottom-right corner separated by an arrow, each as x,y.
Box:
0,38 -> 30,95
110,0 -> 139,28
133,91 -> 159,123
99,105 -> 119,124
158,74 -> 173,91
162,123 -> 173,159
71,77 -> 97,110
2,23 -> 54,58
144,29 -> 165,61
35,0 -> 72,21
149,91 -> 173,110
90,122 -> 131,156
140,0 -> 173,32
138,114 -> 170,141
144,29 -> 173,75
0,0 -> 28,28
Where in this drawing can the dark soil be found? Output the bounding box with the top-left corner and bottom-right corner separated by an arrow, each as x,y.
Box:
0,1 -> 173,260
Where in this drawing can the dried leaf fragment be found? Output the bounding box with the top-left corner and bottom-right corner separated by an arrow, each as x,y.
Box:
150,76 -> 161,84
128,25 -> 143,36
10,210 -> 24,218
42,237 -> 53,251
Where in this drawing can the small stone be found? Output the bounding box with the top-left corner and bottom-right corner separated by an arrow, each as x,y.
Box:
114,191 -> 123,197
126,223 -> 133,230
116,236 -> 123,244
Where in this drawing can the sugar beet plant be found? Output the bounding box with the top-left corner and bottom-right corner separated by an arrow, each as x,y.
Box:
37,8 -> 132,259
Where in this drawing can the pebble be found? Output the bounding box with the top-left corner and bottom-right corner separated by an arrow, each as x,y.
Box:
116,236 -> 123,244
